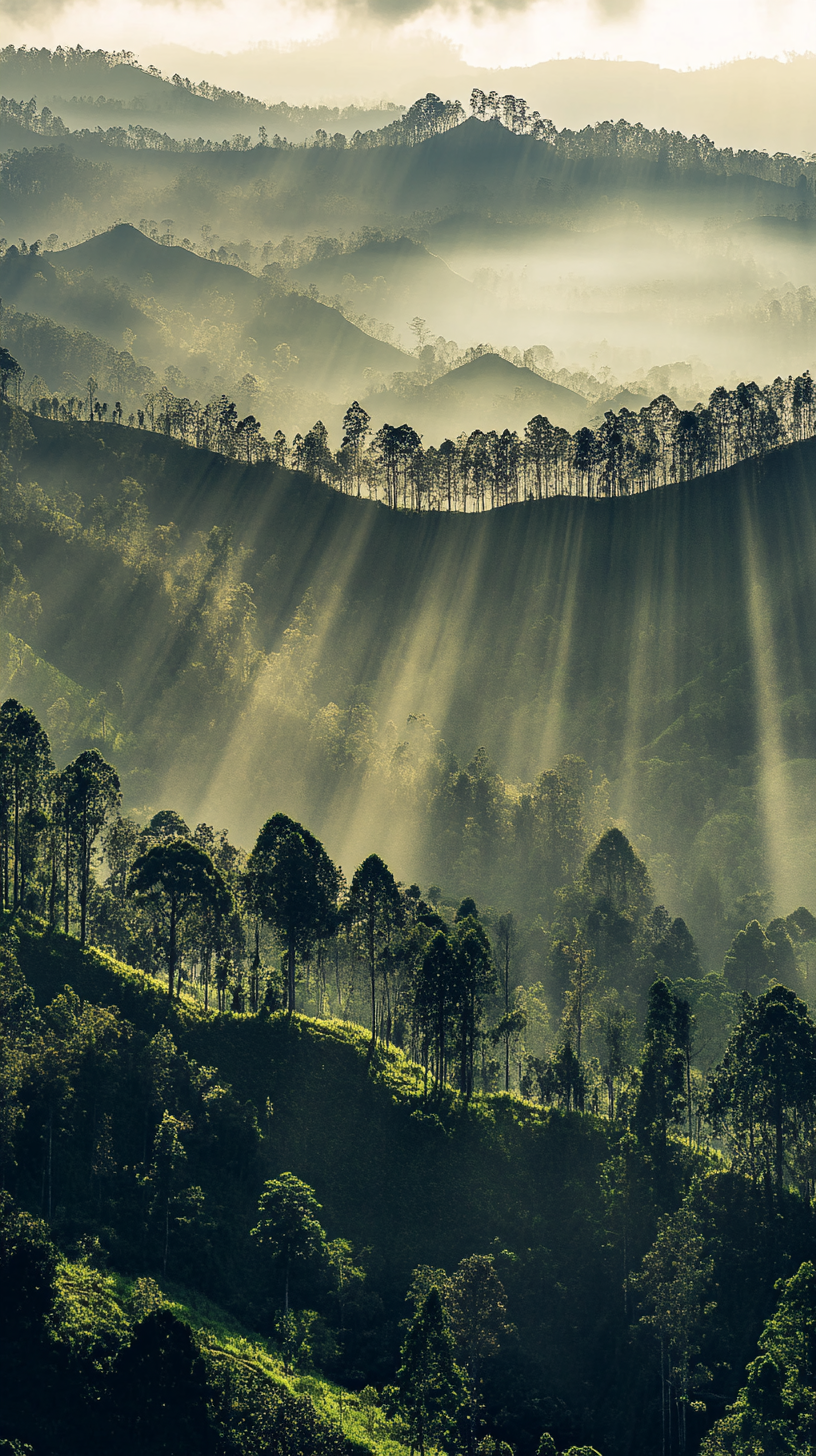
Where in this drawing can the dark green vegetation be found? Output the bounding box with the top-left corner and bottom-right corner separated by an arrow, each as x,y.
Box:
1,861 -> 816,1456
4,402 -> 816,942
2,646 -> 816,1451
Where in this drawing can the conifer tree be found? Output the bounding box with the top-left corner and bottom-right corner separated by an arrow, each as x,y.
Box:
634,980 -> 689,1155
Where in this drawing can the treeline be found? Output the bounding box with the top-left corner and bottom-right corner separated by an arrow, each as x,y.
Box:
0,95 -> 70,136
5,429 -> 807,988
22,361 -> 816,507
0,95 -> 437,154
468,89 -> 816,191
3,46 -> 816,197
0,43 -> 139,72
0,98 -> 294,153
4,694 -> 816,1155
3,78 -> 816,198
0,44 -> 404,125
340,87 -> 816,194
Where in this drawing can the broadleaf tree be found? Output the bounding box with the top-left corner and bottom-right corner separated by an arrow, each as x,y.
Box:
244,814 -> 340,1012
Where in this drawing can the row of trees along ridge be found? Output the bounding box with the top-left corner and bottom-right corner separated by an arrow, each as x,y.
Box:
10,350 -> 816,509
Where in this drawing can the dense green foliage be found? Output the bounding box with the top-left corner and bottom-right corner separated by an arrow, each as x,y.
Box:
1,692 -> 816,1453
1,896 -> 815,1456
701,1261 -> 816,1455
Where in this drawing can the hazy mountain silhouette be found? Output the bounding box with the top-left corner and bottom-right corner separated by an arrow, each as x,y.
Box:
47,223 -> 414,390
54,223 -> 262,304
0,246 -> 163,355
142,42 -> 816,155
365,351 -> 588,439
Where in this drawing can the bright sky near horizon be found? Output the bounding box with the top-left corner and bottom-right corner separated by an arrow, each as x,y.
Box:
5,0 -> 816,74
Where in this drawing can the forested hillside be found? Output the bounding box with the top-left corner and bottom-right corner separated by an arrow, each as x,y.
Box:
0,45 -> 405,142
3,38 -> 816,1456
3,402 -> 816,948
1,769 -> 815,1456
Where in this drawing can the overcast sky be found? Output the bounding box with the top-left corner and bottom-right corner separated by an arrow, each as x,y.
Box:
6,0 -> 816,73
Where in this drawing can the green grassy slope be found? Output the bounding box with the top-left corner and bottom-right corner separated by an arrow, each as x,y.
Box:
13,913 -> 608,1299
3,913 -> 643,1451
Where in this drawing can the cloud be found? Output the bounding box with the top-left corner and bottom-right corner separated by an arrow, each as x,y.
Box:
4,0 -> 815,77
593,0 -> 643,15
0,0 -> 221,20
0,0 -> 642,25
323,0 -> 644,20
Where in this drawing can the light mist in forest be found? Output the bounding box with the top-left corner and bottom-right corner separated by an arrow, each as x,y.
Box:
2,11 -> 816,959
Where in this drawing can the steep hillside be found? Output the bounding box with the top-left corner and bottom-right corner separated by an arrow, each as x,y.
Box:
46,224 -> 414,386
0,227 -> 414,401
0,247 -> 163,356
294,236 -> 470,295
8,914 -> 814,1456
53,222 -> 262,304
3,404 -> 816,916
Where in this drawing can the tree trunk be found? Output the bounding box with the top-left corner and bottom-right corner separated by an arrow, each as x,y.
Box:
47,1106 -> 53,1221
368,917 -> 376,1044
12,772 -> 20,910
64,817 -> 70,934
48,832 -> 57,927
80,842 -> 89,947
287,937 -> 296,1012
661,1338 -> 667,1456
168,901 -> 177,999
504,946 -> 510,1092
774,1080 -> 784,1191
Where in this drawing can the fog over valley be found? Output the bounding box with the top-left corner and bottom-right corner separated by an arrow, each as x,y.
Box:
2,26 -> 816,1456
